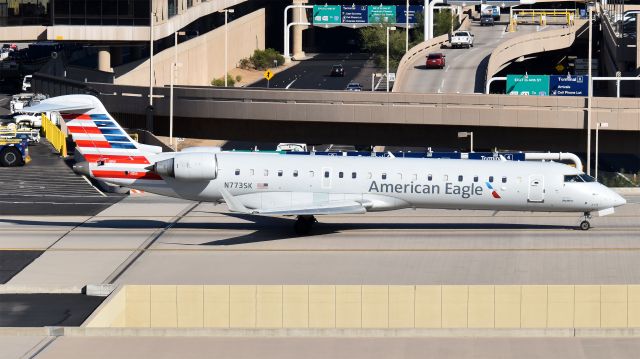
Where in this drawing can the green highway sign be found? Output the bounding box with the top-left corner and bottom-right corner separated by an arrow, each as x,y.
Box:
368,5 -> 396,23
312,5 -> 341,25
506,74 -> 549,96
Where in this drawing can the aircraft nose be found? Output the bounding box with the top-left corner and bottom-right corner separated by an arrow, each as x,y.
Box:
612,192 -> 627,207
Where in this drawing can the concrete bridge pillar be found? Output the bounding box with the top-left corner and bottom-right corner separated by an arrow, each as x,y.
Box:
292,0 -> 308,60
98,47 -> 112,73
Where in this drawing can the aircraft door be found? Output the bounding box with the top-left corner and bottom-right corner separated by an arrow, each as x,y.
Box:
321,167 -> 332,189
528,174 -> 545,202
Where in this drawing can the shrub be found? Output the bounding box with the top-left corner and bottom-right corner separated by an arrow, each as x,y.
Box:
238,57 -> 252,69
211,73 -> 235,87
250,48 -> 285,70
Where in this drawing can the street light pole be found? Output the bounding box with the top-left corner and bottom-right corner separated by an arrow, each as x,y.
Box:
149,9 -> 155,106
406,0 -> 409,53
586,7 -> 593,175
595,122 -> 609,181
458,131 -> 474,152
222,9 -> 235,87
386,26 -> 396,92
170,31 -> 185,148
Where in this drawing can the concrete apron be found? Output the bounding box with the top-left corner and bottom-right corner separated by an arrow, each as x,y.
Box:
5,327 -> 640,338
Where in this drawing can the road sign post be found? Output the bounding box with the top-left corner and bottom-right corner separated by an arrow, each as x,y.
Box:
506,74 -> 549,96
264,69 -> 274,88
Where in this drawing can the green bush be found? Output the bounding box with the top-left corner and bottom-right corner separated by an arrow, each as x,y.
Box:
238,58 -> 252,70
211,73 -> 235,87
250,48 -> 285,70
359,24 -> 407,71
434,10 -> 460,37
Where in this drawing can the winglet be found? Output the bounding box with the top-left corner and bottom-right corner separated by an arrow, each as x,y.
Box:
219,188 -> 251,214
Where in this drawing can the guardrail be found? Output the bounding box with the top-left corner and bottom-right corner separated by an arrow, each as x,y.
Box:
41,113 -> 67,157
486,19 -> 588,83
394,14 -> 471,92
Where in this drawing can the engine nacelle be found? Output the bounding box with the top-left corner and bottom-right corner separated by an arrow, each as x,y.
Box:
154,153 -> 217,181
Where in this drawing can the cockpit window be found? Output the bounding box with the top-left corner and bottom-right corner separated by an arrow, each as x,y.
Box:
564,175 -> 584,183
578,174 -> 596,182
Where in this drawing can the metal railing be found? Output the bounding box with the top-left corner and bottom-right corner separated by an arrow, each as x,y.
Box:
41,113 -> 67,157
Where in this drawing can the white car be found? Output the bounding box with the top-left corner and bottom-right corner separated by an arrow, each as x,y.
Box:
22,75 -> 32,92
450,31 -> 474,49
277,143 -> 308,152
13,113 -> 42,128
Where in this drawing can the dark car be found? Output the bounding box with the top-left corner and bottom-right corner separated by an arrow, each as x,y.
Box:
425,53 -> 446,69
480,14 -> 494,26
345,82 -> 363,91
330,64 -> 345,77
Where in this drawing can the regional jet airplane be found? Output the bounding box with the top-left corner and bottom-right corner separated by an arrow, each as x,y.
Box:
24,95 -> 626,234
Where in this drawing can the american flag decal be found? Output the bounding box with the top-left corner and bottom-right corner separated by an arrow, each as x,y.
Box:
257,183 -> 269,189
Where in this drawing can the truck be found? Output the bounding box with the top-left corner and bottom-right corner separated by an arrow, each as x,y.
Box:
0,138 -> 30,166
450,31 -> 474,49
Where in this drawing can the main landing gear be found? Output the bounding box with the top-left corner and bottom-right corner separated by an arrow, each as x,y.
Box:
294,215 -> 316,235
579,212 -> 592,231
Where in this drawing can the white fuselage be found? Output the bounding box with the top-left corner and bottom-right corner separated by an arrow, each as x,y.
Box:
125,152 -> 626,214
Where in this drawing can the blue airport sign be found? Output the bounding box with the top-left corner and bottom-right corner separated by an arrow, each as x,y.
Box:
341,5 -> 368,23
396,5 -> 424,24
549,75 -> 589,96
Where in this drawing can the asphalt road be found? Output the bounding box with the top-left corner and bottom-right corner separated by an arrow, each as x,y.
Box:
396,21 -> 556,94
250,53 -> 382,91
0,294 -> 104,327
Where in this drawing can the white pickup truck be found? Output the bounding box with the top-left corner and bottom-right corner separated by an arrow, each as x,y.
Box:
450,31 -> 474,49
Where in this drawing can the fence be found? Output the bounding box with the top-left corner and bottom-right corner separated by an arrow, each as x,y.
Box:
41,113 -> 67,157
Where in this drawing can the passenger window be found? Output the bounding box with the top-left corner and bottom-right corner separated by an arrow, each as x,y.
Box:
324,171 -> 330,178
352,172 -> 357,179
397,173 -> 403,180
309,171 -> 314,177
250,169 -> 255,176
382,173 -> 387,180
473,176 -> 478,182
489,176 -> 494,183
458,175 -> 463,182
293,170 -> 298,177
339,172 -> 344,178
264,169 -> 269,176
428,174 -> 433,181
412,174 -> 417,181
235,169 -> 240,176
278,170 -> 283,177
502,176 -> 507,183
443,175 -> 448,181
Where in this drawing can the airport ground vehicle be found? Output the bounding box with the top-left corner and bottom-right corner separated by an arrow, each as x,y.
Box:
22,75 -> 32,92
426,53 -> 446,69
23,95 -> 628,234
345,82 -> 363,91
277,143 -> 308,152
450,31 -> 474,48
330,64 -> 344,77
480,14 -> 495,26
0,138 -> 30,166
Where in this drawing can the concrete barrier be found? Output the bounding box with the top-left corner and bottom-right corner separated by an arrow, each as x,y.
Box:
85,285 -> 640,330
486,20 -> 588,81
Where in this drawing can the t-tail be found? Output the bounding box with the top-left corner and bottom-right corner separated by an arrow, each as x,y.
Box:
22,95 -> 163,187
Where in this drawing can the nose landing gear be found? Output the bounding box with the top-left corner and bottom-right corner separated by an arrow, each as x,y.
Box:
579,212 -> 592,231
294,215 -> 317,235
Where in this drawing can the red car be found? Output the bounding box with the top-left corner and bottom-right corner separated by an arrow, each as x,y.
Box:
426,53 -> 446,69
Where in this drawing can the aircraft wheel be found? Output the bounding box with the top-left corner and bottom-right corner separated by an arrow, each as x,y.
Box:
579,220 -> 591,231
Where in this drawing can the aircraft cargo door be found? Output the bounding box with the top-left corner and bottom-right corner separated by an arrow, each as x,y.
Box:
528,175 -> 544,202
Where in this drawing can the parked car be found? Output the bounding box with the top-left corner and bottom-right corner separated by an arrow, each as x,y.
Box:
330,64 -> 345,77
345,82 -> 363,91
450,31 -> 474,49
425,53 -> 446,69
480,14 -> 494,26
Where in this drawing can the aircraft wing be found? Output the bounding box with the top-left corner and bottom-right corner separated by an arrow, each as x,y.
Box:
220,189 -> 366,215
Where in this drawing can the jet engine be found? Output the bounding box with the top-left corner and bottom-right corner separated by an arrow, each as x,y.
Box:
153,153 -> 217,181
